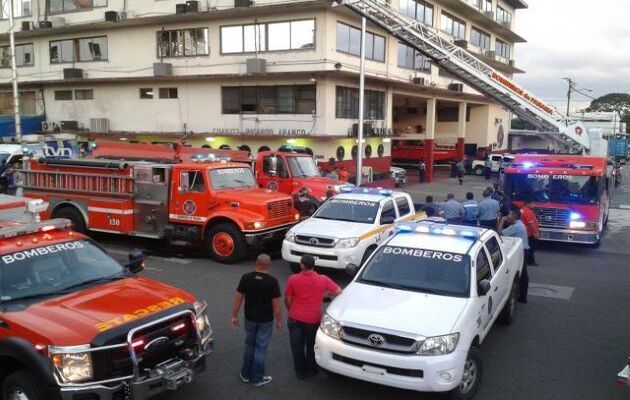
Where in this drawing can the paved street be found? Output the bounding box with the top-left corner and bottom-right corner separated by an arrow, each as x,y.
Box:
97,168 -> 630,400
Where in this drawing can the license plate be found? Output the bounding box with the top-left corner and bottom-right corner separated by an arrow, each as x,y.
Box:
362,364 -> 386,375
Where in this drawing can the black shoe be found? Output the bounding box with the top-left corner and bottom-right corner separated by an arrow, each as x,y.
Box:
530,262 -> 539,267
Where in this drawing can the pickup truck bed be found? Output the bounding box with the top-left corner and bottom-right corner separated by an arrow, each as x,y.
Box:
501,236 -> 522,260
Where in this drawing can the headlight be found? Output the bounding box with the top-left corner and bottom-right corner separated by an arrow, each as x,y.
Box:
569,221 -> 598,230
336,237 -> 360,248
51,347 -> 93,383
320,314 -> 341,339
417,333 -> 459,356
285,231 -> 296,243
194,300 -> 213,340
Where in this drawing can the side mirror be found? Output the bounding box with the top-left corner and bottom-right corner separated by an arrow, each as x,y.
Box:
268,156 -> 278,177
345,263 -> 360,277
380,215 -> 396,225
125,250 -> 146,274
477,279 -> 491,296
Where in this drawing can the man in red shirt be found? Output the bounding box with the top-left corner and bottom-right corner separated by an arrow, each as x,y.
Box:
285,255 -> 342,379
521,202 -> 541,266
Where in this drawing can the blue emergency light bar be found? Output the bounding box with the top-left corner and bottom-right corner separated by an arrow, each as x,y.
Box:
191,153 -> 232,162
395,221 -> 482,240
339,186 -> 393,196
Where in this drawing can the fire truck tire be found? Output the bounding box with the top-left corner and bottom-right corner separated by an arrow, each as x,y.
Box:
2,370 -> 50,400
206,223 -> 246,264
53,206 -> 87,234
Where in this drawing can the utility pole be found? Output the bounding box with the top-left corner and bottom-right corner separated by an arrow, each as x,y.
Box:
562,77 -> 575,117
8,0 -> 22,142
356,16 -> 366,186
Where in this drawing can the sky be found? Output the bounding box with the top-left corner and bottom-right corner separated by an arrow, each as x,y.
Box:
514,0 -> 630,113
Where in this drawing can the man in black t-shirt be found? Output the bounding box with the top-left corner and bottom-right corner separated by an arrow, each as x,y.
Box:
230,254 -> 282,387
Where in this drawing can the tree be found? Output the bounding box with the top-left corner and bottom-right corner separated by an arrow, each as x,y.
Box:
586,93 -> 630,133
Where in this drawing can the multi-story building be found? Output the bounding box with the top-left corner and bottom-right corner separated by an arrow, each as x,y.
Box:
0,0 -> 527,180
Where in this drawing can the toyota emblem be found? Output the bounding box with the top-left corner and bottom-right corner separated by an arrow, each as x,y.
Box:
367,333 -> 386,347
309,238 -> 319,245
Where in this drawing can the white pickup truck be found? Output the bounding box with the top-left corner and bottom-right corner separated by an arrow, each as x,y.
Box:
471,154 -> 515,176
315,221 -> 524,400
282,188 -> 425,272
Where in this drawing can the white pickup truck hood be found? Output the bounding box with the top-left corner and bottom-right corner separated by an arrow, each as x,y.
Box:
328,282 -> 468,338
291,217 -> 373,238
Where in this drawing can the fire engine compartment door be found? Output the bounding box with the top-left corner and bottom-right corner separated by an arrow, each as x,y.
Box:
133,165 -> 170,237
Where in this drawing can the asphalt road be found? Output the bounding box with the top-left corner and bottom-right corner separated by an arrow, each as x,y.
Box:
98,171 -> 630,400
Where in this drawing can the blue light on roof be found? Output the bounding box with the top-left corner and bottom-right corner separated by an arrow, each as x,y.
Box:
340,186 -> 354,193
340,187 -> 393,196
522,162 -> 535,169
570,212 -> 581,221
394,222 -> 480,240
396,224 -> 414,233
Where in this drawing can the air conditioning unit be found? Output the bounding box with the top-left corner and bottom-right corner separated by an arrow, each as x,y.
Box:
60,120 -> 79,131
21,21 -> 34,31
454,39 -> 468,49
484,10 -> 494,18
186,0 -> 199,12
90,118 -> 109,133
104,10 -> 118,21
235,0 -> 253,7
153,62 -> 173,76
448,83 -> 464,92
246,58 -> 266,74
508,59 -> 516,67
485,50 -> 496,59
38,20 -> 53,29
63,68 -> 84,79
118,10 -> 134,20
50,17 -> 66,27
175,3 -> 187,13
412,77 -> 425,85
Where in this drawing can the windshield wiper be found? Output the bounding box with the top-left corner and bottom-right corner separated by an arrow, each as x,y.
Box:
358,279 -> 411,291
59,275 -> 125,293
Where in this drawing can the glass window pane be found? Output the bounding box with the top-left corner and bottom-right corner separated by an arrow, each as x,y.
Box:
425,4 -> 433,25
222,87 -> 239,113
49,0 -> 62,13
244,24 -> 266,52
257,87 -> 276,114
296,86 -> 315,114
373,35 -> 385,62
291,20 -> 314,50
78,37 -> 106,61
93,0 -> 106,6
276,86 -> 295,113
440,14 -> 451,34
336,23 -> 350,53
63,0 -> 77,11
268,22 -> 291,51
76,0 -> 92,10
240,87 -> 257,113
221,26 -> 243,53
397,43 -> 405,68
349,26 -> 361,56
364,32 -> 374,60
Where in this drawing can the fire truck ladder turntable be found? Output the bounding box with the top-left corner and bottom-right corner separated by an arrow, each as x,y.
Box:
334,0 -> 590,151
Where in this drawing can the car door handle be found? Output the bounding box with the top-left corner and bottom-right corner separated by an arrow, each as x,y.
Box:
494,287 -> 498,292
506,268 -> 510,274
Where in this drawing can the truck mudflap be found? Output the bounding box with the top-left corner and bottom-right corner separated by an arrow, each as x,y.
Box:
244,223 -> 295,246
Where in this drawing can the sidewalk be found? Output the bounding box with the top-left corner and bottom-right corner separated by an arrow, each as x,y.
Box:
402,169 -> 499,204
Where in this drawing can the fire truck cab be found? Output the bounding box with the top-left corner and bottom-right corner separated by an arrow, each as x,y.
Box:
21,156 -> 298,263
503,155 -> 610,246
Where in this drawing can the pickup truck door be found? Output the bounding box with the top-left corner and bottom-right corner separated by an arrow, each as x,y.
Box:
485,236 -> 509,308
376,200 -> 398,243
474,247 -> 495,336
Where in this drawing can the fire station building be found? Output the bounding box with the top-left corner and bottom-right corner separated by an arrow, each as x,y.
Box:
0,0 -> 527,181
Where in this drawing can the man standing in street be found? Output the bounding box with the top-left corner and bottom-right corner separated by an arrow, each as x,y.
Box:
498,209 -> 529,303
462,192 -> 479,226
478,188 -> 500,230
418,161 -> 426,183
230,254 -> 282,387
421,195 -> 443,217
442,193 -> 465,225
456,160 -> 466,185
285,255 -> 341,379
484,157 -> 492,180
521,201 -> 540,266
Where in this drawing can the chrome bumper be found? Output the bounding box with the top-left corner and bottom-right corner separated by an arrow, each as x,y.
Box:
244,223 -> 295,246
539,228 -> 600,244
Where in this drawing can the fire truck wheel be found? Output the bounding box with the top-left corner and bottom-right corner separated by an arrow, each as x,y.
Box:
53,206 -> 87,234
2,370 -> 49,400
207,223 -> 246,264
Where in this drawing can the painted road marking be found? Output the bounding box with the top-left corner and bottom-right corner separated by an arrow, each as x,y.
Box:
529,283 -> 574,300
619,204 -> 630,209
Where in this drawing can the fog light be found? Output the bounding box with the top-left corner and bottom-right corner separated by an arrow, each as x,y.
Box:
439,372 -> 453,381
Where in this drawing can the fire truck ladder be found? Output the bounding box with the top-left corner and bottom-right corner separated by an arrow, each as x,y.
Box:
334,0 -> 590,151
20,160 -> 134,197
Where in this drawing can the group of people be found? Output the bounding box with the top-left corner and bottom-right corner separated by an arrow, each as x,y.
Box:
322,158 -> 349,182
418,159 -> 467,185
0,160 -> 18,195
230,254 -> 341,386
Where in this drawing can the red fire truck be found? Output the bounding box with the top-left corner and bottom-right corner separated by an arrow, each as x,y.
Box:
503,155 -> 610,246
391,140 -> 459,167
20,154 -> 299,264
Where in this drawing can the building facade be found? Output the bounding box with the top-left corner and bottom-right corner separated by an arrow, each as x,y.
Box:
0,0 -> 527,179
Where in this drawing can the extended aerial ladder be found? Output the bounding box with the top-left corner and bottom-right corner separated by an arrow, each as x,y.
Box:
332,0 -> 590,152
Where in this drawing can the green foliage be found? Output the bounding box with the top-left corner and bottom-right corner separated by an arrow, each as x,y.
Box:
587,93 -> 630,133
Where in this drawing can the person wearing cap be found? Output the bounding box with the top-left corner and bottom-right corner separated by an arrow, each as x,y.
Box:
421,195 -> 443,217
441,194 -> 465,225
462,192 -> 479,226
293,187 -> 320,219
285,255 -> 342,379
498,208 -> 529,303
478,188 -> 500,230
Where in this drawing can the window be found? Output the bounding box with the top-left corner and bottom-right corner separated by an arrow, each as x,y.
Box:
159,88 -> 178,99
481,0 -> 492,12
48,0 -> 106,14
476,248 -> 492,282
336,22 -> 385,62
496,6 -> 511,25
74,89 -> 93,100
220,19 -> 314,54
440,12 -> 466,40
180,171 -> 205,192
380,200 -> 397,223
335,86 -> 385,120
1,0 -> 32,18
0,43 -> 34,68
0,91 -> 36,115
221,85 -> 315,115
157,28 -> 209,58
50,36 -> 108,63
395,196 -> 411,217
139,88 -> 153,99
485,237 -> 503,268
397,42 -> 430,71
496,39 -> 511,59
400,0 -> 433,26
54,90 -> 73,100
471,27 -> 490,50
209,168 -> 257,190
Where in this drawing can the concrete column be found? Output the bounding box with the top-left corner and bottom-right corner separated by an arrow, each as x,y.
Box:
425,98 -> 436,183
456,102 -> 467,161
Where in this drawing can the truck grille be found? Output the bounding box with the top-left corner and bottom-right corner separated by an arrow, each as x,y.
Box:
268,199 -> 293,219
295,235 -> 336,248
533,207 -> 570,229
340,325 -> 420,354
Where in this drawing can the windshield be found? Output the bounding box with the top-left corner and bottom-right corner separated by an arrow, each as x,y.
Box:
287,156 -> 320,178
358,246 -> 471,297
209,167 -> 257,190
0,153 -> 10,164
0,240 -> 125,303
314,198 -> 379,224
507,173 -> 601,204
